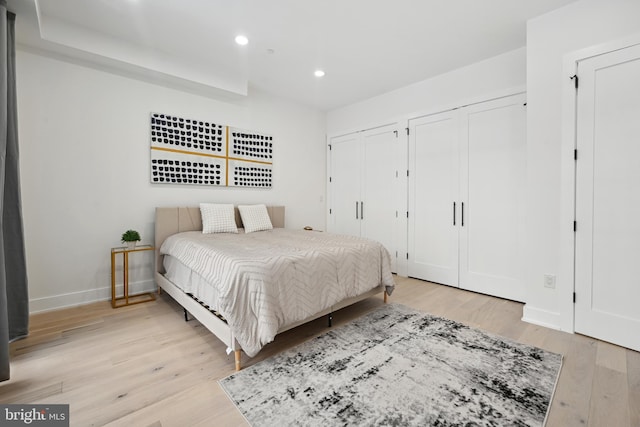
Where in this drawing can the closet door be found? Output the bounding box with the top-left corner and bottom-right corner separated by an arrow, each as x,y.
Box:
574,44 -> 640,351
408,111 -> 460,286
361,125 -> 399,272
329,133 -> 361,236
458,95 -> 526,301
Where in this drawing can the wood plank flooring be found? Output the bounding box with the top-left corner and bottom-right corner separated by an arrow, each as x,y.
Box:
2,276 -> 638,426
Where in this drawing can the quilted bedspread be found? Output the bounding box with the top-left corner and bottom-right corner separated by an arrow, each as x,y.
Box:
160,229 -> 395,357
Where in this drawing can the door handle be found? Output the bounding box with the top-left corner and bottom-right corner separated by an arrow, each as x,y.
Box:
360,201 -> 364,220
461,202 -> 464,227
355,201 -> 359,219
453,202 -> 456,226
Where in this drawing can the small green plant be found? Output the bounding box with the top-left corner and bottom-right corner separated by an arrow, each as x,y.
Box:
121,229 -> 141,243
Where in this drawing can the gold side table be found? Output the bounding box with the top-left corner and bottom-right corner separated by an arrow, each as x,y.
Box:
110,245 -> 156,308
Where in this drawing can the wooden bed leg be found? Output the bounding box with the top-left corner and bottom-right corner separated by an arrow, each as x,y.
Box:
234,350 -> 242,371
384,291 -> 388,304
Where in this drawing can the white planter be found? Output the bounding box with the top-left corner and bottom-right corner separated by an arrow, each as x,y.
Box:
126,241 -> 137,250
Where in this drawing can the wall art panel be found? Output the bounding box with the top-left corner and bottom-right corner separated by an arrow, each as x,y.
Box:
150,113 -> 273,188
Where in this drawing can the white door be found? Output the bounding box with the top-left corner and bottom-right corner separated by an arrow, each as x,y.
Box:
574,43 -> 640,351
408,111 -> 460,286
329,133 -> 361,236
361,125 -> 398,272
459,95 -> 526,301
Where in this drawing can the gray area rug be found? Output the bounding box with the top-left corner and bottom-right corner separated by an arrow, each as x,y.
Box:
219,304 -> 562,426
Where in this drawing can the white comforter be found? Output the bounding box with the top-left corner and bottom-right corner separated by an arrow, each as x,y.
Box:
160,229 -> 395,357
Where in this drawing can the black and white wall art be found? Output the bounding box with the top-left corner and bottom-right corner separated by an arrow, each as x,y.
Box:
150,113 -> 273,188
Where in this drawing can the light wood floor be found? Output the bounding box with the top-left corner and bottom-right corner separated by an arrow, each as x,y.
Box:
2,276 -> 639,426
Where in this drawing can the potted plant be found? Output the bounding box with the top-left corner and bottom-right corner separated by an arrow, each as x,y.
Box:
121,229 -> 141,250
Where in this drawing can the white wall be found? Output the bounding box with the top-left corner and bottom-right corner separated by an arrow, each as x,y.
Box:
327,48 -> 526,135
17,50 -> 327,312
524,0 -> 640,331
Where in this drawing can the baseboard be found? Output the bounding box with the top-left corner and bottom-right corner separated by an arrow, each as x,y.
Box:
521,304 -> 563,331
29,280 -> 157,314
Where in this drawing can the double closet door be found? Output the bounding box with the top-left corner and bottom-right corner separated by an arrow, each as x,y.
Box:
408,94 -> 526,301
328,124 -> 399,272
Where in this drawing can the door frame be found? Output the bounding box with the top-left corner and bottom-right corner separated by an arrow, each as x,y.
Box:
560,32 -> 640,334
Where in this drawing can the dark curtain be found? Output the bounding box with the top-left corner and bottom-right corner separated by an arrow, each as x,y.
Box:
0,0 -> 29,382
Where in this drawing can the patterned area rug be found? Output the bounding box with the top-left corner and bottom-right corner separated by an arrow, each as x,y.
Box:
219,304 -> 562,426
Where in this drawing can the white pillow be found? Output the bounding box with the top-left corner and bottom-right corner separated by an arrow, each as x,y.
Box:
200,203 -> 238,234
238,204 -> 273,233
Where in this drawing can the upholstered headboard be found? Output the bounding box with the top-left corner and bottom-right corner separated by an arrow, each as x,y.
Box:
154,205 -> 285,274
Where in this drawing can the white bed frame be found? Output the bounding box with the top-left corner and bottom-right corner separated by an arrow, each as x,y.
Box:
154,206 -> 387,370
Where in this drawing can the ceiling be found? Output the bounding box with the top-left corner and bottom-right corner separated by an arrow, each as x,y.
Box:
8,0 -> 578,111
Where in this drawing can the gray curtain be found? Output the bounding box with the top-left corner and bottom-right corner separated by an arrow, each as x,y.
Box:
0,0 -> 29,382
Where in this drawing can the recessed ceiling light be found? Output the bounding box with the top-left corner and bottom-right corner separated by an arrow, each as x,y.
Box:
235,35 -> 249,46
314,70 -> 325,78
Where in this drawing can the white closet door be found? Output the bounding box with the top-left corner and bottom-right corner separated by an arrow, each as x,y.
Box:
459,94 -> 526,301
408,111 -> 459,286
361,125 -> 398,272
575,44 -> 640,351
328,133 -> 361,236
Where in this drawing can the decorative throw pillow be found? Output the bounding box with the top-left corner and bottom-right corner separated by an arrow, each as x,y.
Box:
238,204 -> 273,233
200,203 -> 238,234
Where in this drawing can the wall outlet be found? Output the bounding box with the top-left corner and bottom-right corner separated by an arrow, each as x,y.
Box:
544,274 -> 556,289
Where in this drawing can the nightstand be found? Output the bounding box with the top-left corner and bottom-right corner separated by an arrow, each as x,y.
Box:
110,245 -> 156,308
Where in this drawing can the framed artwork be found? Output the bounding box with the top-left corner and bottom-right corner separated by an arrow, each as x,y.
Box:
150,113 -> 273,188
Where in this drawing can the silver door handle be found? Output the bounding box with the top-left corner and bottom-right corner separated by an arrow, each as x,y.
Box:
360,201 -> 364,220
355,201 -> 359,219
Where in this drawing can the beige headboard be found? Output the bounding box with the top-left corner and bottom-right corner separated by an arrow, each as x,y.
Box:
155,206 -> 285,273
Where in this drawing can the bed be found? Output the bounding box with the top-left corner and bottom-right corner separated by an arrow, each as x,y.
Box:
154,206 -> 395,370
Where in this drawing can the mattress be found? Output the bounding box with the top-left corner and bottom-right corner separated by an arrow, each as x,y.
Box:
160,228 -> 395,356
